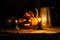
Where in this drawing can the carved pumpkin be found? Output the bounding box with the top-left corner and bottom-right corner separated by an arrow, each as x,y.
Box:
19,17 -> 38,29
18,11 -> 39,29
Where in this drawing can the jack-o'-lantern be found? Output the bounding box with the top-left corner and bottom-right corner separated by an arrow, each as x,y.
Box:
19,11 -> 38,29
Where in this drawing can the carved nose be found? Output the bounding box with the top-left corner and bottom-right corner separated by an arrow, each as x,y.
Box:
25,20 -> 30,23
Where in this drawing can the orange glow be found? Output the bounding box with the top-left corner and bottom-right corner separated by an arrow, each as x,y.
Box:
30,17 -> 38,26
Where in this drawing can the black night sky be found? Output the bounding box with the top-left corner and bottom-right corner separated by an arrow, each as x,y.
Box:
2,0 -> 57,17
1,0 -> 60,28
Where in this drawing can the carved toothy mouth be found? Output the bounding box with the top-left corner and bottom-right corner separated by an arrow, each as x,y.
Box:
24,24 -> 30,26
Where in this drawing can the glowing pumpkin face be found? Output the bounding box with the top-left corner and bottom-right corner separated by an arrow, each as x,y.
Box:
19,17 -> 38,29
19,11 -> 39,29
30,17 -> 38,26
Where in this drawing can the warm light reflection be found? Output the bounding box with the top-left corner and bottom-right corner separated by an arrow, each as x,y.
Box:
38,18 -> 41,22
40,7 -> 47,27
35,8 -> 38,18
42,15 -> 47,26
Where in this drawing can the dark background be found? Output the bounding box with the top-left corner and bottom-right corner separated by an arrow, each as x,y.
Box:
1,0 -> 60,28
1,0 -> 60,39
